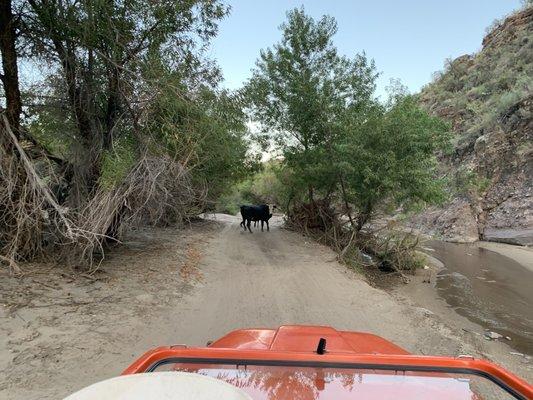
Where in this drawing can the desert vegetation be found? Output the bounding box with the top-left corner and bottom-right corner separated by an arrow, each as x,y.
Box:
1,3 -> 454,276
240,8 -> 450,273
414,4 -> 532,241
0,0 -> 254,273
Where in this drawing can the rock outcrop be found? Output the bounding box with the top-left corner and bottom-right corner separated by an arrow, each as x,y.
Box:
482,7 -> 533,49
411,7 -> 533,245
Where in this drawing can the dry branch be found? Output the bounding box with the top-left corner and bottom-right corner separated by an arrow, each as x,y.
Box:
1,109 -> 209,275
285,198 -> 423,282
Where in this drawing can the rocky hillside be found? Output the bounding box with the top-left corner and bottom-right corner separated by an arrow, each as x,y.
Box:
411,6 -> 533,245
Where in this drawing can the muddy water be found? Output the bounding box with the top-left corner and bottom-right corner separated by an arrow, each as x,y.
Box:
425,240 -> 533,355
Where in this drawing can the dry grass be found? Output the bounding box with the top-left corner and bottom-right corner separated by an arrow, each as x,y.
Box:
0,115 -> 206,274
179,243 -> 204,283
285,199 -> 424,283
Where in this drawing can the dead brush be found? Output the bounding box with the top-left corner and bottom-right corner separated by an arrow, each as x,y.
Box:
285,199 -> 424,282
285,199 -> 346,251
1,115 -> 206,274
72,155 -> 206,273
0,115 -> 84,274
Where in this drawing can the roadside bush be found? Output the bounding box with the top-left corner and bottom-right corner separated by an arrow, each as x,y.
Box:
453,167 -> 491,197
99,135 -> 137,190
359,232 -> 426,274
215,161 -> 285,214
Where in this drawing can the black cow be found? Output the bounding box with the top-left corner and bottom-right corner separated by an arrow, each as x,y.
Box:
240,204 -> 272,233
252,204 -> 277,227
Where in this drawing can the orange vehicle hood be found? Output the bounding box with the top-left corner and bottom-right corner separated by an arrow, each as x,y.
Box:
122,325 -> 533,399
209,325 -> 409,355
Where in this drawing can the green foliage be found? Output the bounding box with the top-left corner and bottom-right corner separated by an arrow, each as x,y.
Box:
216,181 -> 255,215
215,161 -> 285,214
98,135 -> 137,190
246,7 -> 378,204
143,73 -> 255,202
19,0 -> 237,202
26,110 -> 74,158
246,8 -> 450,231
337,95 -> 451,221
453,167 -> 491,196
23,74 -> 76,157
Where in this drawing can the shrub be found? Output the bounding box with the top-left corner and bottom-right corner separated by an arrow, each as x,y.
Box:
99,135 -> 137,190
454,167 -> 491,196
215,161 -> 285,214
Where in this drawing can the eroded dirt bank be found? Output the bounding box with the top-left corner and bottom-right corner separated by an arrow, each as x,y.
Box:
1,215 -> 531,399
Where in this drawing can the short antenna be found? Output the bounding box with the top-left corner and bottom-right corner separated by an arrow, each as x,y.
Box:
316,338 -> 327,355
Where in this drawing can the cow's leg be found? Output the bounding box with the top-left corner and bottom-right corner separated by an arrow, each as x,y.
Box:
241,215 -> 249,230
266,220 -> 269,231
247,219 -> 252,233
261,220 -> 264,232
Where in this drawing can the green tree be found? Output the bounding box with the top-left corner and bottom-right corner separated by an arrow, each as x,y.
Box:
143,75 -> 253,202
246,7 -> 377,202
1,0 -> 255,268
21,0 -> 229,202
247,8 -> 450,232
336,93 -> 450,230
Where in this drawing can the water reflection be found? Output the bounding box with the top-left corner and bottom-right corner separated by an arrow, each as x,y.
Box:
426,240 -> 533,354
157,363 -> 510,399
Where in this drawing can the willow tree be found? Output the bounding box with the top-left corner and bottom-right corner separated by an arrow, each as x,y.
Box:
336,93 -> 450,230
246,8 -> 450,232
246,7 -> 377,203
1,0 -> 255,269
19,0 -> 230,203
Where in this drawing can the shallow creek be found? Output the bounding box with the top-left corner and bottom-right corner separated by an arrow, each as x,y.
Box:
424,240 -> 533,355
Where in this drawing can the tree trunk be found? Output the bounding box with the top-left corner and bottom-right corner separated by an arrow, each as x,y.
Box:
0,0 -> 22,136
339,174 -> 356,229
104,68 -> 121,150
356,202 -> 373,232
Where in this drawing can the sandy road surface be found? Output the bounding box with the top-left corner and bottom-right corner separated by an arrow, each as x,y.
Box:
182,214 -> 462,352
1,214 -> 531,399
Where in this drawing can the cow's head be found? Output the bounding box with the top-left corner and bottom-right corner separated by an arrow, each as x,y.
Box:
268,213 -> 273,220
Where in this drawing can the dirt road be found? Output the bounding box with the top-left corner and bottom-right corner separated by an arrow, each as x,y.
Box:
1,215 -> 531,399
